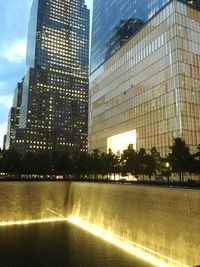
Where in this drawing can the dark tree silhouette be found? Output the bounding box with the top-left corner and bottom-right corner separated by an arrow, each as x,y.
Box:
90,149 -> 101,179
36,152 -> 51,175
106,149 -> 119,180
75,152 -> 91,178
168,138 -> 193,181
137,148 -> 148,178
0,148 -> 3,172
2,149 -> 22,174
1,138 -> 199,181
193,144 -> 200,174
50,151 -> 62,175
121,144 -> 138,176
150,147 -> 162,175
22,152 -> 38,175
144,153 -> 156,179
59,152 -> 74,179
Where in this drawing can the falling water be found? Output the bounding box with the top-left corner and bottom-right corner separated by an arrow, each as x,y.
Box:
0,181 -> 199,266
67,183 -> 200,267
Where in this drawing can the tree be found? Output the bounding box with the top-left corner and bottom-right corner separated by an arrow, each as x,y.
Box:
159,158 -> 172,182
105,149 -> 119,179
59,152 -> 74,179
121,144 -> 137,176
150,147 -> 162,175
22,152 -> 38,175
2,149 -> 22,174
99,152 -> 108,178
36,152 -> 51,176
193,144 -> 200,174
90,149 -> 101,179
137,148 -> 148,178
168,138 -> 193,182
75,152 -> 91,178
0,148 -> 3,173
143,153 -> 156,180
50,151 -> 62,176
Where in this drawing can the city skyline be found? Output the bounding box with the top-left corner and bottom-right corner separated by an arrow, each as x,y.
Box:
0,0 -> 93,149
0,2 -> 199,267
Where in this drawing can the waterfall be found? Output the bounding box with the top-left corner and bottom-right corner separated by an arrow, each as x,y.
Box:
68,183 -> 199,267
0,181 -> 199,266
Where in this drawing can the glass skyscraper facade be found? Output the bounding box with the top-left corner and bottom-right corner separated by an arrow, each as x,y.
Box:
4,82 -> 23,150
89,0 -> 200,155
91,0 -> 200,72
7,0 -> 90,154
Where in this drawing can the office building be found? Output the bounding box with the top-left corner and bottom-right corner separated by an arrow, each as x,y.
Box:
89,0 -> 200,155
91,0 -> 200,72
7,0 -> 90,154
4,81 -> 23,150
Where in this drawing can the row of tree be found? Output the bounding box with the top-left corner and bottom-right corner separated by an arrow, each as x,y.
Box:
0,138 -> 200,181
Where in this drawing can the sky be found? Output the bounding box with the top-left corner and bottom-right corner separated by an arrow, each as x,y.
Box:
0,0 -> 93,149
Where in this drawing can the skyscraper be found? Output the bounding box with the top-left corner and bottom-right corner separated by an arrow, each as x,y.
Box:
89,0 -> 200,155
91,0 -> 200,73
8,0 -> 90,154
4,81 -> 23,150
90,0 -> 169,73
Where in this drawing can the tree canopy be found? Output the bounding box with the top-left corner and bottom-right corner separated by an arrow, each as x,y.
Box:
0,138 -> 199,181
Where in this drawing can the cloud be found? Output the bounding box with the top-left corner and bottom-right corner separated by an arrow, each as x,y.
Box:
0,122 -> 7,149
0,94 -> 13,132
0,95 -> 13,109
0,57 -> 26,83
4,39 -> 27,63
0,1 -> 32,47
0,1 -> 31,147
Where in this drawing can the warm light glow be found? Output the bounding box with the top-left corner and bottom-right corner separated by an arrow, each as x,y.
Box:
46,209 -> 65,217
67,216 -> 190,267
0,218 -> 68,227
0,209 -> 67,227
0,212 -> 190,267
107,130 -> 136,153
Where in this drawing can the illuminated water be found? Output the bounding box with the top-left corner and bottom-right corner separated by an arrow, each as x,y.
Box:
0,182 -> 150,267
0,222 -> 150,267
0,182 -> 199,266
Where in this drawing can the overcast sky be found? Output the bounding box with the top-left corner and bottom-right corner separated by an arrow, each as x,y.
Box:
0,0 -> 93,149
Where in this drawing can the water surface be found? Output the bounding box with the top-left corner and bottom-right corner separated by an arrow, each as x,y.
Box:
0,182 -> 151,266
0,222 -> 151,267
